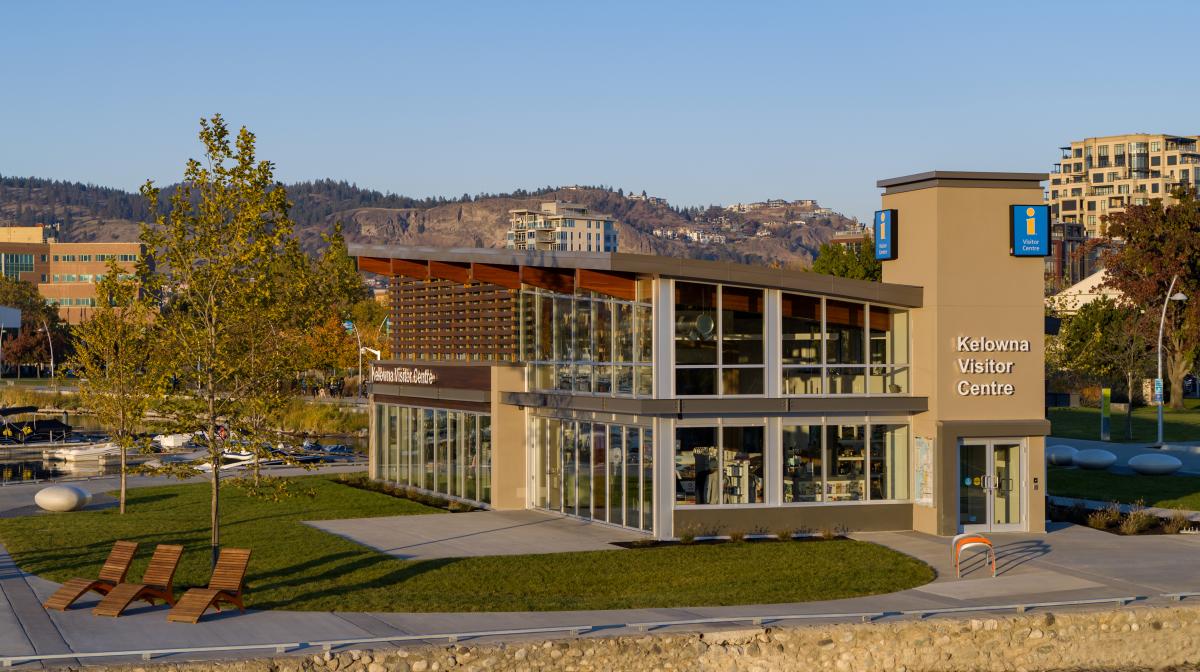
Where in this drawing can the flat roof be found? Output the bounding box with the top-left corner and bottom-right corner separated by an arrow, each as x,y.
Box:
350,244 -> 923,308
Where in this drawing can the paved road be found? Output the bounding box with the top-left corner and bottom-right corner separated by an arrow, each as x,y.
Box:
1,473 -> 1199,667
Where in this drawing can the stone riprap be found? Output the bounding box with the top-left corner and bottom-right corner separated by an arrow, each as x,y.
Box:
74,604 -> 1200,672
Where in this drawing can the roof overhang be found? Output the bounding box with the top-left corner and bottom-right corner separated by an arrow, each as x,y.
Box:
350,245 -> 923,308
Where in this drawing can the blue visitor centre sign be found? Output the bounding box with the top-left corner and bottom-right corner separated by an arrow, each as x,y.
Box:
874,209 -> 897,260
1009,204 -> 1049,257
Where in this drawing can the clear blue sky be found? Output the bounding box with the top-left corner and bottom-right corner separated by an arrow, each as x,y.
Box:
3,0 -> 1199,221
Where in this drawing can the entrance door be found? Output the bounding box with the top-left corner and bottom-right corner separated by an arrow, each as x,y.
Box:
958,440 -> 1024,532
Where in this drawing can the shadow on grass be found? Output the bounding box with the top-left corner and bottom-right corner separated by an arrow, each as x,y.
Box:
249,552 -> 457,610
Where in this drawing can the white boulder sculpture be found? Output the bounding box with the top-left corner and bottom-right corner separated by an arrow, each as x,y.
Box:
34,485 -> 92,512
1073,449 -> 1117,470
1128,453 -> 1183,476
1046,444 -> 1079,466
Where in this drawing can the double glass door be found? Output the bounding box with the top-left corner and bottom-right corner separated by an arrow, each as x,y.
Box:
958,440 -> 1024,532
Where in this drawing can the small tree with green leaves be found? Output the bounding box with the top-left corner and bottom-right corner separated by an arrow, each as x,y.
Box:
67,259 -> 161,514
140,114 -> 296,566
810,238 -> 881,281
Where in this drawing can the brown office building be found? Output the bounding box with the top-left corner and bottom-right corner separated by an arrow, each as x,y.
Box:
0,227 -> 143,324
355,172 -> 1050,539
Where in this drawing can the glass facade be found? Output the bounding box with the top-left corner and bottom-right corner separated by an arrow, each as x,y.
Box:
781,292 -> 910,396
371,403 -> 491,506
680,420 -> 909,507
674,282 -> 765,395
531,415 -> 653,532
520,287 -> 653,397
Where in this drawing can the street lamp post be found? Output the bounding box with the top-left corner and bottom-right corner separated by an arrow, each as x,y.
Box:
1156,274 -> 1188,447
38,317 -> 54,381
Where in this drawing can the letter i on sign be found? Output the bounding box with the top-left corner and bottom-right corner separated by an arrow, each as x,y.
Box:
1025,207 -> 1037,235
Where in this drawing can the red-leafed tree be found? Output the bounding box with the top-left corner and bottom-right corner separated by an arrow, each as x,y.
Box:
1102,188 -> 1200,409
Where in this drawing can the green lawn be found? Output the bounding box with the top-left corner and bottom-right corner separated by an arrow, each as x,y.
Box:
1048,466 -> 1200,510
1048,398 -> 1200,443
0,475 -> 933,612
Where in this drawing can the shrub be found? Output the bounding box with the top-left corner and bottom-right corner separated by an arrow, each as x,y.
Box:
727,530 -> 746,543
774,527 -> 795,541
1118,500 -> 1155,535
1163,510 -> 1192,535
678,526 -> 697,544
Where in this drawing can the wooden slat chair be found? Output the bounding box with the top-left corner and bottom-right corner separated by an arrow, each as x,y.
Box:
43,540 -> 139,611
166,548 -> 251,624
93,544 -> 184,617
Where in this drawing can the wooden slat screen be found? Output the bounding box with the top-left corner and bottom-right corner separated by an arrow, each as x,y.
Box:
390,276 -> 519,362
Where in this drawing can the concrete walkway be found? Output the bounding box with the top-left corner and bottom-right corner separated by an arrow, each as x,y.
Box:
307,510 -> 647,560
1,475 -> 1200,666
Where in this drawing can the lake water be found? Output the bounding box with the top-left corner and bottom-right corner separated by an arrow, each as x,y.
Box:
0,412 -> 367,483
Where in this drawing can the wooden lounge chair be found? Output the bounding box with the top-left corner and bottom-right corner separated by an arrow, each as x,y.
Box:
166,548 -> 251,623
43,540 -> 138,611
93,544 -> 184,617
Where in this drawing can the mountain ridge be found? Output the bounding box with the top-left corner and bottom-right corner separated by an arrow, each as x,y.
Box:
0,176 -> 856,268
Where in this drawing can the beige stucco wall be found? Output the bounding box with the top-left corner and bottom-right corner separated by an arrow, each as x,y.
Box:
881,176 -> 1049,535
489,365 -> 527,510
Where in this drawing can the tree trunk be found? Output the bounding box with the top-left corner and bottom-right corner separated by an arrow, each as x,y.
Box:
1168,350 -> 1190,411
1126,371 -> 1135,441
119,442 -> 127,515
209,370 -> 220,570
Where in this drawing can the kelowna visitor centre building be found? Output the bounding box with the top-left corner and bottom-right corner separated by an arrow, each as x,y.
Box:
352,172 -> 1051,539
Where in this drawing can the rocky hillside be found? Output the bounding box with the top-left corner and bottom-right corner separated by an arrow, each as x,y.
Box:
0,177 -> 857,268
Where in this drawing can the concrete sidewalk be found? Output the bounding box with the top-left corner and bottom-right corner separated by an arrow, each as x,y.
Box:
306,509 -> 647,560
1049,436 -> 1200,475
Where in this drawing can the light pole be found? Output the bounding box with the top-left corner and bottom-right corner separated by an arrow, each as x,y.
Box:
38,317 -> 54,381
1156,274 -> 1188,447
343,320 -> 363,399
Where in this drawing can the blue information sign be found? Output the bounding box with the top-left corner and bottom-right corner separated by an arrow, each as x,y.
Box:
873,209 -> 897,260
1010,204 -> 1050,257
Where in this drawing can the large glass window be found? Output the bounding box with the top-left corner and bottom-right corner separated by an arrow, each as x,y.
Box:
722,426 -> 765,504
577,422 -> 592,517
675,282 -> 765,396
782,294 -> 908,396
526,287 -> 653,398
370,403 -> 490,506
675,426 -> 718,504
782,424 -> 823,502
608,425 -> 623,526
826,424 -> 866,501
870,424 -> 910,500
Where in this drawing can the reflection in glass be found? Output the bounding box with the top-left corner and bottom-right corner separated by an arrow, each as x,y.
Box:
720,286 -> 764,365
625,426 -> 640,529
870,424 -> 909,500
675,282 -> 718,365
826,424 -> 865,501
643,427 -> 654,532
609,425 -> 623,526
675,426 -> 718,505
722,426 -> 765,504
563,422 -> 577,515
825,300 -> 865,365
577,422 -> 592,518
592,423 -> 607,523
782,294 -> 821,365
783,368 -> 822,395
479,415 -> 491,504
782,425 -> 823,502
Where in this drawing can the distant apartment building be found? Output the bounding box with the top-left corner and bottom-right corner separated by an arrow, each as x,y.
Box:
0,227 -> 144,324
505,201 -> 618,252
1047,133 -> 1200,236
829,223 -> 869,248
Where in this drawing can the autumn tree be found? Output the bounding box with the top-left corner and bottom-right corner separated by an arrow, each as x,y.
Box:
140,114 -> 296,566
1102,189 -> 1200,409
68,259 -> 161,513
0,277 -> 68,372
810,238 -> 881,281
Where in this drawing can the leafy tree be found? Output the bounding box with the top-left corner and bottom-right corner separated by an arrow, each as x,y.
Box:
810,238 -> 881,281
68,259 -> 161,513
140,114 -> 296,566
1102,189 -> 1200,409
0,276 -> 68,370
316,221 -> 368,314
1048,297 -> 1153,437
